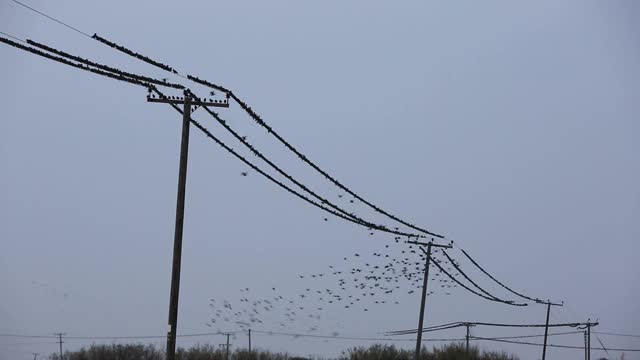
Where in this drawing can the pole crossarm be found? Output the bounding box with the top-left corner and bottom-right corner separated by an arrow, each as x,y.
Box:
407,240 -> 453,249
147,96 -> 230,108
536,299 -> 564,307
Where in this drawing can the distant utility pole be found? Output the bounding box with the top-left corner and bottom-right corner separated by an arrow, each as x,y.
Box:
407,239 -> 453,360
148,91 -> 229,360
248,329 -> 252,353
537,299 -> 563,360
583,330 -> 588,360
584,319 -> 598,360
464,322 -> 474,358
32,353 -> 39,360
226,333 -> 230,360
53,333 -> 66,360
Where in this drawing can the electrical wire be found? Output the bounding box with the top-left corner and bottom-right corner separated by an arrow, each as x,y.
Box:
387,321 -> 588,336
152,87 -> 412,231
203,79 -> 445,239
593,331 -> 640,338
10,0 -> 92,38
250,330 -> 464,342
458,247 -> 539,302
429,252 -> 526,306
92,34 -> 176,74
26,39 -> 184,89
0,36 -> 149,88
439,249 -> 503,302
471,336 -> 640,352
188,89 -> 426,239
0,31 -> 26,43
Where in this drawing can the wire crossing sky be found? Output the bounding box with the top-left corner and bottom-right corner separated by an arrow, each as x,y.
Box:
1,1 -> 638,360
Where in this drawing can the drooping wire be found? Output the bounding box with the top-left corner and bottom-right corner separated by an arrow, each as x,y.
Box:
471,336 -> 640,352
152,88 -> 421,233
428,251 -> 527,306
186,89 -> 424,239
10,0 -> 444,241
0,31 -> 26,44
250,329 -> 464,342
26,39 -> 184,89
0,33 -> 428,240
593,331 -> 640,338
387,321 -> 591,336
458,247 -> 539,302
9,0 -> 93,38
0,36 -> 149,88
439,249 -> 504,302
221,84 -> 444,239
92,33 -> 177,74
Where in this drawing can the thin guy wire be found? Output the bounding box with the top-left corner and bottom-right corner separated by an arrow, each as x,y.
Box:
10,0 -> 92,38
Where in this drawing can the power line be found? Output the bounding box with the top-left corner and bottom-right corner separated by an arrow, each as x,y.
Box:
0,30 -> 26,43
0,334 -> 57,339
593,331 -> 640,338
26,38 -> 184,89
91,34 -> 177,74
439,249 -> 504,302
0,331 -> 240,340
387,321 -> 592,335
430,251 -> 526,306
458,247 -> 539,302
250,330 -> 464,342
10,0 -> 92,38
188,89 -> 425,239
488,331 -> 582,340
65,30 -> 444,240
0,36 -> 149,88
7,31 -> 429,241
471,336 -> 640,352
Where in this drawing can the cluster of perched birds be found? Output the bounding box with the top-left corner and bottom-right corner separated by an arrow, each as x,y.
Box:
206,222 -> 465,333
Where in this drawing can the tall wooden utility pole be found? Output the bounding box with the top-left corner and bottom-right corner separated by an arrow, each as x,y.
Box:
407,240 -> 452,360
148,91 -> 229,360
538,299 -> 563,360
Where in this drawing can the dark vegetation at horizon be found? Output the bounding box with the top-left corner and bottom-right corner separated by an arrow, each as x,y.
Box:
46,343 -> 519,360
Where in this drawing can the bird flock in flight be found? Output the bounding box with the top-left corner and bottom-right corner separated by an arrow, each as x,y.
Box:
205,228 -> 462,334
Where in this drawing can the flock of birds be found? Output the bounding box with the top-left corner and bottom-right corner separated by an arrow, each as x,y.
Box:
205,220 -> 465,334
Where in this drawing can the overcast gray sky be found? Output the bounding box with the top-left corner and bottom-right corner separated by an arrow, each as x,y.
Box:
1,1 -> 639,359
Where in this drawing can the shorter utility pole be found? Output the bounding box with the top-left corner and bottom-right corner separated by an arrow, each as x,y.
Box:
537,300 -> 562,360
54,333 -> 66,360
407,239 -> 453,360
248,329 -> 252,353
226,333 -> 230,360
583,331 -> 588,360
32,353 -> 39,360
586,320 -> 597,360
464,323 -> 474,358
